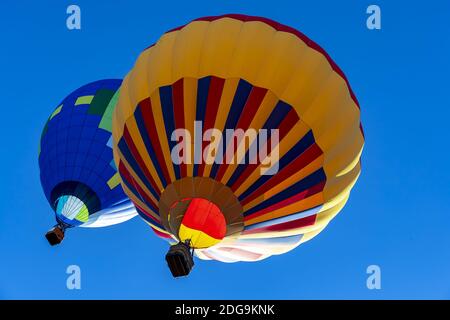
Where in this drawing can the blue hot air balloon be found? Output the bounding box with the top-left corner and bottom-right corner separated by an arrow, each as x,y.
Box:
38,79 -> 137,245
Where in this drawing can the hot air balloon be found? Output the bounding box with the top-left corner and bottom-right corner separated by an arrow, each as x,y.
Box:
112,14 -> 364,276
39,79 -> 137,245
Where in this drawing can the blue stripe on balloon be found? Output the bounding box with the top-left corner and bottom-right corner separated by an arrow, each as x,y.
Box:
118,161 -> 158,213
237,130 -> 315,201
244,205 -> 322,231
134,104 -> 168,187
118,138 -> 160,200
243,168 -> 326,217
210,79 -> 253,178
193,76 -> 211,176
226,100 -> 294,187
159,85 -> 181,180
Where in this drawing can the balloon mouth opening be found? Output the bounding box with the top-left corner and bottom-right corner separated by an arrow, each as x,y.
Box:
54,194 -> 90,225
172,197 -> 227,249
50,181 -> 100,225
158,177 -> 245,247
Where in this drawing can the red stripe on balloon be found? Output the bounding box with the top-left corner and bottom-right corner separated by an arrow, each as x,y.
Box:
134,203 -> 160,223
214,86 -> 268,182
242,214 -> 317,235
172,78 -> 187,177
229,108 -> 299,192
235,86 -> 268,131
278,108 -> 300,139
118,161 -> 159,213
240,143 -> 323,206
139,98 -> 172,185
243,181 -> 325,222
122,125 -> 161,197
197,77 -> 225,176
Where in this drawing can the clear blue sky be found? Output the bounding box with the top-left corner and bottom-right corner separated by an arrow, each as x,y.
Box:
0,0 -> 449,299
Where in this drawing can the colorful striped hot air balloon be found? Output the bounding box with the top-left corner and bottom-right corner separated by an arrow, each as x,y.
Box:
39,79 -> 137,245
112,14 -> 364,274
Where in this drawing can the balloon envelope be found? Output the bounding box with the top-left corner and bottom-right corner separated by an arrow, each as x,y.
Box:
113,15 -> 364,262
39,79 -> 136,228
